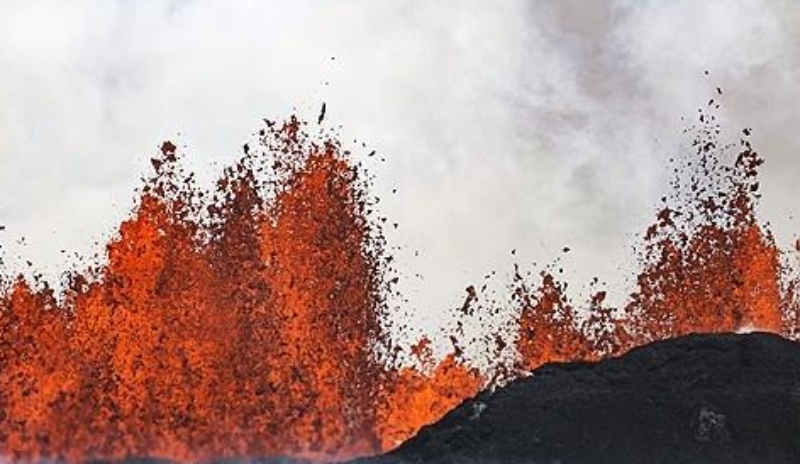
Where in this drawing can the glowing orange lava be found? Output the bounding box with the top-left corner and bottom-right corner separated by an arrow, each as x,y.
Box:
1,101 -> 799,462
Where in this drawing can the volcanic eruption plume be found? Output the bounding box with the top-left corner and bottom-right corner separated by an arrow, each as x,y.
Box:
1,97 -> 800,462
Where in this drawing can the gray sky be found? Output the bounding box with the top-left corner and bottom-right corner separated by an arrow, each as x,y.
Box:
1,0 -> 799,344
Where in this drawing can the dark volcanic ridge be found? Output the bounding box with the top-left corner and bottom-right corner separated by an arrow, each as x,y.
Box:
367,332 -> 800,464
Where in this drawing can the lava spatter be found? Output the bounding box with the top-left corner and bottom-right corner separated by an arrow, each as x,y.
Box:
509,97 -> 793,374
1,96 -> 800,462
0,118 -> 407,462
623,109 -> 783,342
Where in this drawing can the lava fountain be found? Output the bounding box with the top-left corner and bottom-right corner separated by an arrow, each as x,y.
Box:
1,97 -> 800,462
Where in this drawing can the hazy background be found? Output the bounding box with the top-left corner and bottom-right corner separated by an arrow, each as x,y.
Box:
1,0 -> 799,345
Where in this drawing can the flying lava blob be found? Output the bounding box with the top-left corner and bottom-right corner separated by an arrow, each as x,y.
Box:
1,98 -> 800,462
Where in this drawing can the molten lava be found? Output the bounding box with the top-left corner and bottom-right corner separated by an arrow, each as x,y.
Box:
0,119 -> 401,462
623,119 -> 784,343
1,100 -> 800,462
375,337 -> 482,451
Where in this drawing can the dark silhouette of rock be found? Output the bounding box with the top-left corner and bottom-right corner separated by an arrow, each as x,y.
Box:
367,332 -> 800,464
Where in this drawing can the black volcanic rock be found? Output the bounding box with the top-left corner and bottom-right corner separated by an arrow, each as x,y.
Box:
368,332 -> 800,464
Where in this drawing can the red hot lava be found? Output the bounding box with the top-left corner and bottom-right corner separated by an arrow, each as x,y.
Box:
1,102 -> 800,462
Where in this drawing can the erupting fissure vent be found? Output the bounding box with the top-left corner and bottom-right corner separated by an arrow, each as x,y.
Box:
1,100 -> 800,462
